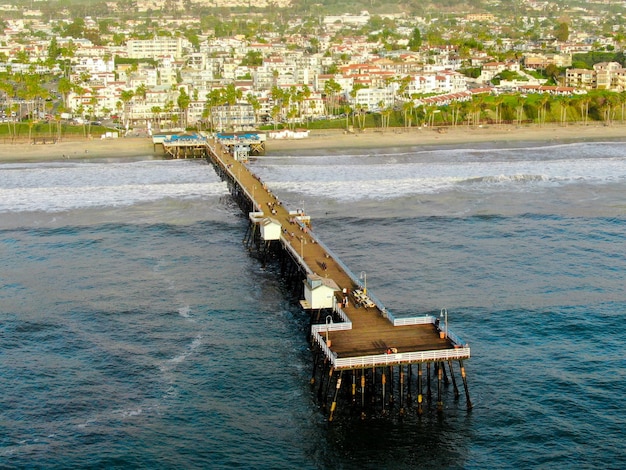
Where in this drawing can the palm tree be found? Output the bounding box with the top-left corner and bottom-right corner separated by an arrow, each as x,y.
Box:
223,83 -> 242,130
323,78 -> 341,115
449,101 -> 461,127
493,95 -> 504,126
177,87 -> 191,130
58,77 -> 73,109
151,105 -> 162,132
163,100 -> 175,130
466,99 -> 480,128
355,103 -> 367,130
514,93 -> 526,126
76,104 -> 86,136
402,100 -> 414,129
378,100 -> 387,130
86,94 -> 98,137
205,89 -> 224,131
246,93 -> 261,128
578,96 -> 591,126
559,96 -> 571,126
620,91 -> 626,123
538,94 -> 550,126
135,83 -> 148,102
55,111 -> 63,141
270,104 -> 281,130
602,93 -> 619,126
120,89 -> 135,130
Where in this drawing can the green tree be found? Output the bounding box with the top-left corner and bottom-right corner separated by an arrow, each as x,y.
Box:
47,36 -> 61,63
64,18 -> 85,39
408,27 -> 422,51
554,22 -> 569,42
241,50 -> 263,66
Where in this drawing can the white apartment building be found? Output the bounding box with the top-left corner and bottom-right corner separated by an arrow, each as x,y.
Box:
127,37 -> 191,60
407,71 -> 467,96
209,103 -> 256,131
73,57 -> 114,75
350,87 -> 396,111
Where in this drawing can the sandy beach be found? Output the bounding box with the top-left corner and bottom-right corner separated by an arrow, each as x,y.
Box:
0,123 -> 624,162
266,123 -> 626,153
0,136 -> 157,162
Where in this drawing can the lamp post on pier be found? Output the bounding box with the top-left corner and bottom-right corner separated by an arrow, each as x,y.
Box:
360,271 -> 367,295
325,315 -> 332,347
440,308 -> 448,339
300,236 -> 306,260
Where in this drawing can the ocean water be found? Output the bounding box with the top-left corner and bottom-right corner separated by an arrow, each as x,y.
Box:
1,141 -> 625,469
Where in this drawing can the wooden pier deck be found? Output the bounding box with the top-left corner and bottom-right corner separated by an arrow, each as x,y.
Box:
203,139 -> 471,375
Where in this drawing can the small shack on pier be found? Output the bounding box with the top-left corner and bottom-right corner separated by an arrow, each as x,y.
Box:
302,274 -> 340,310
260,217 -> 282,241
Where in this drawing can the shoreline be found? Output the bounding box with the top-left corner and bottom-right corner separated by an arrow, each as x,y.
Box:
0,123 -> 624,163
265,122 -> 626,154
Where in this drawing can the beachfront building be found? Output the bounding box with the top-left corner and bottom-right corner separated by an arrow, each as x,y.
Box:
405,71 -> 468,96
564,62 -> 626,91
565,68 -> 597,90
209,103 -> 256,132
349,86 -> 397,111
522,53 -> 573,70
127,37 -> 191,60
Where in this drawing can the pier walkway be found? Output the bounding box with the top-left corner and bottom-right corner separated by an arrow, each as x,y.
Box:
204,140 -> 470,358
200,137 -> 472,417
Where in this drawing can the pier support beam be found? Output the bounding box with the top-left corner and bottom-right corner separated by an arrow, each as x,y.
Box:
360,369 -> 366,419
310,349 -> 319,385
459,360 -> 473,410
399,366 -> 405,416
381,370 -> 387,415
448,360 -> 460,399
323,366 -> 334,409
417,363 -> 423,415
328,371 -> 343,422
407,365 -> 412,407
437,363 -> 444,412
317,359 -> 328,401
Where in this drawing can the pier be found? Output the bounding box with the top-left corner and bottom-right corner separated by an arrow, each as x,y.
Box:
179,135 -> 472,419
154,132 -> 266,160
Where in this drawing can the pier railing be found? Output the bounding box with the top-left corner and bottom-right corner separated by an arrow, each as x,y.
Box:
331,347 -> 472,370
295,219 -> 394,315
280,236 -> 314,275
309,325 -> 471,370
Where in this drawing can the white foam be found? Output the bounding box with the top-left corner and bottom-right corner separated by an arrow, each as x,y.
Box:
166,334 -> 203,366
2,145 -> 625,209
0,160 -> 227,212
253,149 -> 626,201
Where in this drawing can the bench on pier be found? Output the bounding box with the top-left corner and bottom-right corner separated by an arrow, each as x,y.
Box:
352,289 -> 375,308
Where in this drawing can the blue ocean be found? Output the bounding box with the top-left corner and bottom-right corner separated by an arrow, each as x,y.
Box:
1,140 -> 625,469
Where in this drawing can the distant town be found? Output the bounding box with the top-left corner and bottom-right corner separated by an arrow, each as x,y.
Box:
2,0 -> 626,138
